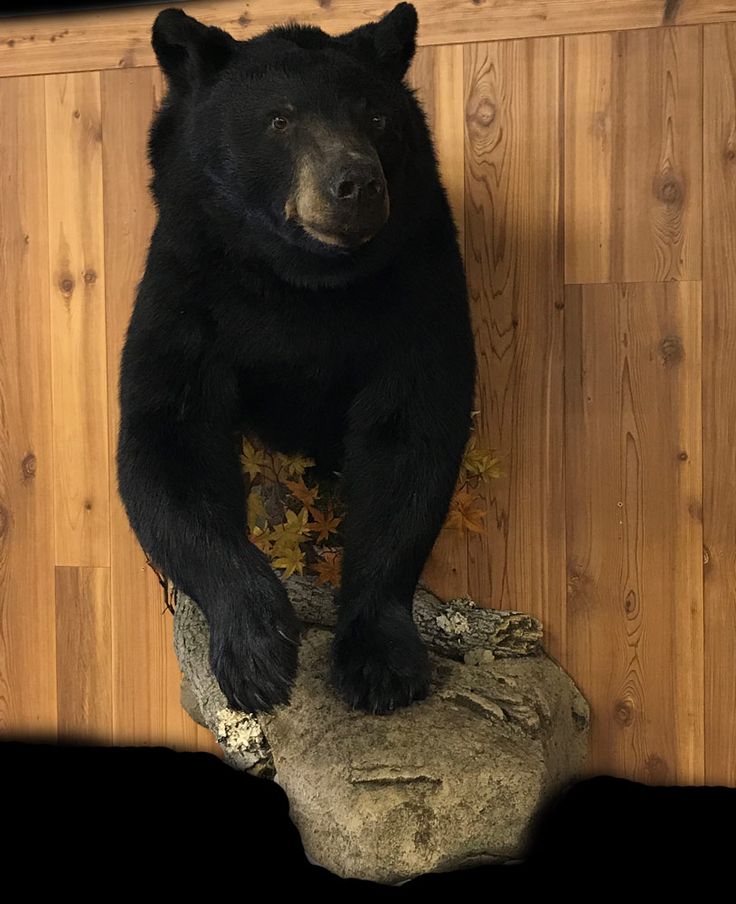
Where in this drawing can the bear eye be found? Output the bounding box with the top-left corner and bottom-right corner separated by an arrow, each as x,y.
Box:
271,115 -> 289,132
370,113 -> 387,131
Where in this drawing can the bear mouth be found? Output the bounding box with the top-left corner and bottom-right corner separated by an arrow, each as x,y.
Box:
299,220 -> 378,250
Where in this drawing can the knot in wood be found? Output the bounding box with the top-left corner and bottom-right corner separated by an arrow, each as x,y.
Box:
659,335 -> 684,366
469,97 -> 496,129
21,452 -> 37,480
614,699 -> 634,726
623,590 -> 637,616
655,172 -> 683,206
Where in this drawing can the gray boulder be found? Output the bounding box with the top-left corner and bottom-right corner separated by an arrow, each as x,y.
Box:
174,578 -> 588,883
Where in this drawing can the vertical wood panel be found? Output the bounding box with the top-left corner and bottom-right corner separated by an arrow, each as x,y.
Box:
565,281 -> 704,783
45,72 -> 110,567
0,75 -> 57,738
564,27 -> 702,284
55,565 -> 112,740
463,38 -> 566,660
409,44 -> 465,248
703,23 -> 736,787
101,67 -> 216,753
409,45 -> 470,602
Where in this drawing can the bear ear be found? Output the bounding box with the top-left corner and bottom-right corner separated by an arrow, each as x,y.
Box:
337,3 -> 418,81
152,8 -> 237,92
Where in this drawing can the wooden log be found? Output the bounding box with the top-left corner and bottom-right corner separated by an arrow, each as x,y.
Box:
283,574 -> 543,659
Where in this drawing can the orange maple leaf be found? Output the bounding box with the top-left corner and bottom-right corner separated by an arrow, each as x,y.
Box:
307,503 -> 343,542
285,478 -> 320,508
445,489 -> 488,534
309,550 -> 342,587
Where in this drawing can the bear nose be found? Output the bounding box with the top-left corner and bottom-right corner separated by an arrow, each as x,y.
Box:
331,164 -> 385,203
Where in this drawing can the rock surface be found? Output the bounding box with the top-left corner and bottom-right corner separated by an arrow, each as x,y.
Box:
174,580 -> 589,883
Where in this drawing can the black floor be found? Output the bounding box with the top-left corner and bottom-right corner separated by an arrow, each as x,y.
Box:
1,740 -> 733,894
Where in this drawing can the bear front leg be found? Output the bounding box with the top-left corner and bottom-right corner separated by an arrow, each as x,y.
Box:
117,412 -> 301,713
330,362 -> 474,714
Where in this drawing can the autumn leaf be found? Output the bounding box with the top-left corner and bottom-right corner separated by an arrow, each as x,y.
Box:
241,438 -> 267,479
445,489 -> 488,533
285,477 -> 320,508
269,507 -> 312,549
285,453 -> 315,477
309,549 -> 342,587
307,503 -> 343,542
272,543 -> 306,578
247,492 -> 268,531
460,434 -> 503,483
249,525 -> 275,555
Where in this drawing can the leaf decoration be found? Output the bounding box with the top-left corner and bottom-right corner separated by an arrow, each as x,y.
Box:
309,549 -> 343,587
241,411 -> 501,589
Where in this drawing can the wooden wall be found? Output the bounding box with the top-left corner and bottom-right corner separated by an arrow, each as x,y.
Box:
1,1 -> 735,785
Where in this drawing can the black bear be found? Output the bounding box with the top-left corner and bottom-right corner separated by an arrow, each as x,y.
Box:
117,3 -> 477,715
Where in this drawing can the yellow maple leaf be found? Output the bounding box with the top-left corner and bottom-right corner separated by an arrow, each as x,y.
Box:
307,503 -> 343,542
461,434 -> 503,483
445,489 -> 488,534
247,492 -> 268,531
269,507 -> 312,549
241,438 -> 267,480
272,543 -> 306,578
309,549 -> 342,587
285,453 -> 315,477
249,524 -> 275,555
285,478 -> 320,507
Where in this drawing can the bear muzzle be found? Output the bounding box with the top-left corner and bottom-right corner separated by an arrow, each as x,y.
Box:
285,152 -> 390,249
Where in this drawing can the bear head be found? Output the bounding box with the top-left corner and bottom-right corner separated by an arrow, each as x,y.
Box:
149,4 -> 432,289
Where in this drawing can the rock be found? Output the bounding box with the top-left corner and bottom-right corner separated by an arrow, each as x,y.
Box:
173,581 -> 589,883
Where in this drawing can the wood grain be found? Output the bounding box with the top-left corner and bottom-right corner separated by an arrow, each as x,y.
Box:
565,282 -> 704,783
564,27 -> 702,284
100,67 -> 218,754
0,75 -> 57,738
55,565 -> 111,741
703,23 -> 736,787
409,44 -> 469,602
463,38 -> 566,661
409,44 -> 465,249
1,1 -> 735,78
45,71 -> 110,567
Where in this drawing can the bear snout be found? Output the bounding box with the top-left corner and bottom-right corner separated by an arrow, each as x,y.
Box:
286,148 -> 390,249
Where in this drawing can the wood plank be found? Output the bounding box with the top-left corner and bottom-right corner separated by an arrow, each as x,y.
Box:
45,71 -> 110,567
55,565 -> 112,741
409,44 -> 469,603
703,23 -> 736,787
564,27 -> 702,284
101,66 -> 213,752
565,281 -> 704,783
409,44 -> 465,249
0,75 -> 57,738
2,1 -> 736,79
463,38 -> 566,661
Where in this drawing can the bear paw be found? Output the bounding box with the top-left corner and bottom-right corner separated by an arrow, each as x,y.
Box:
209,599 -> 301,714
329,610 -> 431,715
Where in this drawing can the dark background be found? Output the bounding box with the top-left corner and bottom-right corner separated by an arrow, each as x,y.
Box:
2,741 -> 733,891
0,1 -> 159,17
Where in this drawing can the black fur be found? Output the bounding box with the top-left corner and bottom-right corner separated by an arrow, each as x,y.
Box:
117,4 -> 477,715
